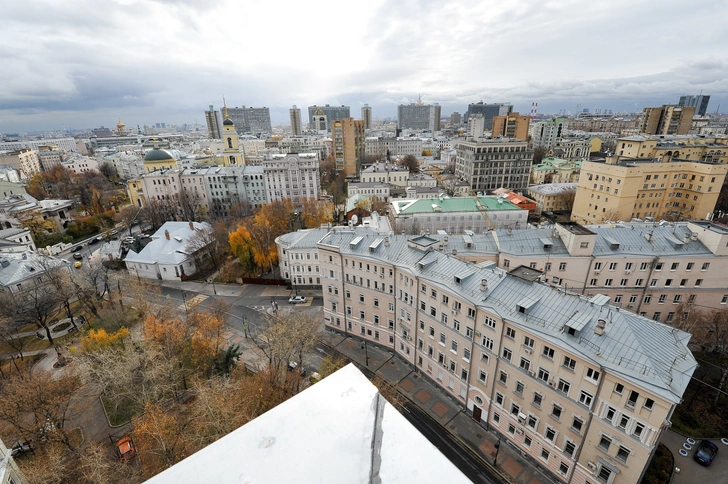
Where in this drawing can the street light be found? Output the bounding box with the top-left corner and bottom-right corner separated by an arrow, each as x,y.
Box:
493,437 -> 501,465
360,341 -> 369,366
209,278 -> 217,295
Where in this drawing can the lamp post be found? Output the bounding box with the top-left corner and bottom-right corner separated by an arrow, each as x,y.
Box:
360,341 -> 369,366
493,437 -> 501,465
182,292 -> 188,314
209,278 -> 217,295
135,267 -> 140,282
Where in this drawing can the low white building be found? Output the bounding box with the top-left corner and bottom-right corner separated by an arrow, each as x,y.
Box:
124,221 -> 212,281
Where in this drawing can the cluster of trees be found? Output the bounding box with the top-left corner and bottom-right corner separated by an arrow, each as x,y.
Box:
229,198 -> 332,275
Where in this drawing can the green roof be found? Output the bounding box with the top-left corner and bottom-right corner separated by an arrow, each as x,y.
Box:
144,149 -> 175,162
397,197 -> 521,215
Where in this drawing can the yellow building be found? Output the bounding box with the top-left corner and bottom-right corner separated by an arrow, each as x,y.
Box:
615,134 -> 728,163
221,110 -> 244,166
127,179 -> 145,207
587,136 -> 602,153
143,142 -> 178,173
491,112 -> 530,141
331,118 -> 364,176
571,158 -> 728,224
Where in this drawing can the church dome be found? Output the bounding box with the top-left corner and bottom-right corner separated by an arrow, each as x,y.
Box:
314,108 -> 325,115
144,148 -> 175,162
223,117 -> 234,126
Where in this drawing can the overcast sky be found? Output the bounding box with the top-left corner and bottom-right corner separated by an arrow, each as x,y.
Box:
2,0 -> 728,133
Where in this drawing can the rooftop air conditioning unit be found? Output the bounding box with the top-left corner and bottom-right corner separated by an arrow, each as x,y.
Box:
528,370 -> 536,377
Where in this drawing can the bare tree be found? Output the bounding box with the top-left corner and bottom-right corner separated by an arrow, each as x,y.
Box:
398,154 -> 421,174
185,223 -> 220,272
0,281 -> 62,345
116,205 -> 142,236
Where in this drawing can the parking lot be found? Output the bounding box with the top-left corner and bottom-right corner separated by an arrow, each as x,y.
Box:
662,430 -> 728,483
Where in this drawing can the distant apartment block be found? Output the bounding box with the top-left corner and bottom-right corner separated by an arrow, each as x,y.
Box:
450,112 -> 462,125
307,105 -> 351,132
204,104 -> 222,139
0,149 -> 41,178
467,114 -> 485,138
289,105 -> 302,136
224,106 -> 272,135
365,137 -> 423,158
361,104 -> 372,130
454,138 -> 532,192
465,101 -> 512,128
530,117 -> 568,148
331,118 -> 365,176
398,103 -> 441,131
640,105 -> 695,135
571,158 -> 728,224
679,94 -> 710,116
527,183 -> 578,214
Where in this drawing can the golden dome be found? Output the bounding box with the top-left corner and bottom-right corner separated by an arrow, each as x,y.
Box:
314,108 -> 324,116
117,119 -> 125,127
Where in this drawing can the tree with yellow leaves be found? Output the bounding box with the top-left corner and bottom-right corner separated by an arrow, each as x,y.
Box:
80,327 -> 130,352
300,196 -> 333,228
132,402 -> 189,477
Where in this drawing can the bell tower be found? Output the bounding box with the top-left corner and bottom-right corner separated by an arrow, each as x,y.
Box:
221,96 -> 244,166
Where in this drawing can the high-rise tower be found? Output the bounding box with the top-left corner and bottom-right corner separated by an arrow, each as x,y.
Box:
290,105 -> 302,135
361,104 -> 372,130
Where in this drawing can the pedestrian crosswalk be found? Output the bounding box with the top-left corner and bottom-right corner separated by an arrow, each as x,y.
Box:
178,294 -> 208,312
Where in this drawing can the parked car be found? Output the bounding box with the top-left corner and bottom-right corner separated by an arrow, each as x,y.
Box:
73,253 -> 83,260
694,440 -> 718,466
116,436 -> 136,462
88,237 -> 99,245
123,237 -> 135,244
71,245 -> 83,253
288,296 -> 307,304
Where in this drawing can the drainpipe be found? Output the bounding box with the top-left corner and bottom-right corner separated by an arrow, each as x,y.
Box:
635,256 -> 659,314
568,363 -> 606,484
580,255 -> 596,295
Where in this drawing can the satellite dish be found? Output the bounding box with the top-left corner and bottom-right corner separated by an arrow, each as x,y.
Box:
351,214 -> 359,225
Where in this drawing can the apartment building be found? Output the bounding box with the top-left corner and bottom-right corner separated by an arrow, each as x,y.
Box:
318,229 -> 695,484
364,137 -> 423,158
465,102 -> 512,128
262,153 -> 320,207
571,158 -> 728,224
531,118 -> 568,148
307,105 -> 350,132
0,149 -> 41,178
454,138 -> 532,192
289,105 -> 302,136
640,105 -> 695,135
276,227 -> 328,289
360,162 -> 412,186
550,137 -> 592,161
224,106 -> 272,134
361,104 -> 372,130
204,104 -> 222,139
491,112 -> 530,141
614,135 -> 728,164
398,103 -> 441,131
331,118 -> 365,176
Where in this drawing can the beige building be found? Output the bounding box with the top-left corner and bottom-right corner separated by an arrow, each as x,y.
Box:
571,158 -> 728,224
640,105 -> 695,135
0,149 -> 41,178
527,183 -> 577,214
318,229 -> 695,484
454,138 -> 533,192
614,134 -> 728,163
331,118 -> 365,176
491,112 -> 530,141
550,137 -> 592,161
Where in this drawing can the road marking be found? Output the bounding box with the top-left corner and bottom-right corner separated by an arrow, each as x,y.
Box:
178,294 -> 208,311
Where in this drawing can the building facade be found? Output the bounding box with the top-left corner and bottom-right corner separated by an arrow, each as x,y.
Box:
530,158 -> 582,185
361,104 -> 372,130
465,102 -> 512,128
290,105 -> 302,136
224,106 -> 272,135
613,135 -> 728,164
318,229 -> 695,484
679,95 -> 710,116
263,153 -> 320,207
204,104 -> 222,139
331,118 -> 365,176
0,149 -> 41,178
398,103 -> 441,131
640,106 -> 695,135
454,138 -> 532,192
527,183 -> 578,214
365,137 -> 423,158
531,118 -> 568,149
492,112 -> 530,141
571,158 -> 728,224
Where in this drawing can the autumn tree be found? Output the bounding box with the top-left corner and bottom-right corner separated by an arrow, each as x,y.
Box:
398,154 -> 421,174
116,204 -> 142,236
229,224 -> 255,271
370,196 -> 389,215
300,197 -> 333,228
132,402 -> 189,477
0,368 -> 83,451
185,223 -> 220,271
80,327 -> 130,352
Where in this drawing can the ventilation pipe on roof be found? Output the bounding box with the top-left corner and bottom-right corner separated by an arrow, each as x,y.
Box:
165,230 -> 170,240
189,221 -> 194,230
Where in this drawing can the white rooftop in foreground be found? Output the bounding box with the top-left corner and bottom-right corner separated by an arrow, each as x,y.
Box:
145,364 -> 470,483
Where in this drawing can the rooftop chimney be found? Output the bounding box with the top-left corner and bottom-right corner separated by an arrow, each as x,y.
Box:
189,221 -> 194,230
165,230 -> 170,240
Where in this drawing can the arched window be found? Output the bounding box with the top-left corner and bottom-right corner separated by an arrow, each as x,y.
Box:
227,137 -> 233,149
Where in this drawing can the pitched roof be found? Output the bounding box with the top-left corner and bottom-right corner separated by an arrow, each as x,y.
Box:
123,221 -> 211,266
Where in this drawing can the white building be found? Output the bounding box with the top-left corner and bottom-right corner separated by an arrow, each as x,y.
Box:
61,153 -> 99,174
124,221 -> 213,281
263,153 -> 320,207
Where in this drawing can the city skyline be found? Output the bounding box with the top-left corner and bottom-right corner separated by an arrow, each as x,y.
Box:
1,0 -> 727,132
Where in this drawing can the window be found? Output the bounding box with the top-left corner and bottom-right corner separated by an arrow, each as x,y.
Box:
508,423 -> 516,435
359,294 -> 365,303
495,392 -> 504,405
505,327 -> 516,339
519,357 -> 530,371
430,306 -> 436,317
373,298 -> 379,307
618,414 -> 630,430
658,294 -> 666,304
442,294 -> 449,304
467,307 -> 476,318
627,390 -> 639,408
552,404 -> 562,420
634,422 -> 645,438
523,336 -> 534,348
723,295 -> 728,305
671,262 -> 679,271
563,356 -> 576,371
609,262 -> 617,271
502,347 -> 512,361
533,392 -> 543,407
537,367 -> 550,382
617,446 -> 630,463
453,320 -> 460,331
640,262 -> 648,271
524,435 -> 532,447
557,379 -> 570,395
527,414 -> 538,429
564,440 -> 576,457
585,368 -> 600,383
687,262 -> 694,271
579,391 -> 593,408
606,406 -> 616,421
510,403 -> 520,415
493,412 -> 500,423
451,340 -> 458,353
655,262 -> 663,271
484,316 -> 496,329
673,295 -> 682,304
541,448 -> 550,461
559,262 -> 567,271
644,398 -> 655,411
482,336 -> 494,350
559,462 -> 569,476
571,417 -> 583,434
478,370 -> 487,384
702,262 -> 710,271
499,370 -> 508,385
542,346 -> 555,359
598,466 -> 613,483
643,295 -> 651,304
515,381 -> 524,395
440,333 -> 446,345
695,279 -> 703,287
598,435 -> 611,452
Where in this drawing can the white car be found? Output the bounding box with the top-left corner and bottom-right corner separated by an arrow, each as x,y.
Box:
288,296 -> 307,304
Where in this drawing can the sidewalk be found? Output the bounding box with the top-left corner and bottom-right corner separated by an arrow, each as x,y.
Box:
323,330 -> 555,484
